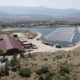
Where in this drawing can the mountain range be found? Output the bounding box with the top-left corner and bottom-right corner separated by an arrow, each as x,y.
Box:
0,6 -> 80,16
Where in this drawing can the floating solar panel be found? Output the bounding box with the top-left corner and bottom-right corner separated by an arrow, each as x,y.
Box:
45,27 -> 75,42
56,27 -> 75,33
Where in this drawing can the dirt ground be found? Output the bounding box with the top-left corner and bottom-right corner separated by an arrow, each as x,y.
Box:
4,27 -> 80,63
1,27 -> 80,80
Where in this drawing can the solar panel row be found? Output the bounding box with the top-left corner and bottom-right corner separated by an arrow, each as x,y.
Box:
45,27 -> 75,42
56,27 -> 75,33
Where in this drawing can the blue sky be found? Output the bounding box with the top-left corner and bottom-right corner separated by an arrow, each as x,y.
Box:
0,0 -> 80,10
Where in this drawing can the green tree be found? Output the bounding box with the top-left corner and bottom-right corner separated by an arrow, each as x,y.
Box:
22,52 -> 24,58
0,68 -> 1,76
10,58 -> 15,67
10,53 -> 20,70
4,60 -> 9,74
0,67 -> 4,76
0,49 -> 3,56
20,52 -> 24,58
16,59 -> 20,69
20,52 -> 23,58
13,52 -> 17,61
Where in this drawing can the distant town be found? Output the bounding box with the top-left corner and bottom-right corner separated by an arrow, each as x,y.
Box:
0,16 -> 80,28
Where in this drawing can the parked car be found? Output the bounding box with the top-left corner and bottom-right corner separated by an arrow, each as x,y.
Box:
1,58 -> 8,63
55,44 -> 62,48
32,44 -> 36,46
32,46 -> 38,49
0,56 -> 4,61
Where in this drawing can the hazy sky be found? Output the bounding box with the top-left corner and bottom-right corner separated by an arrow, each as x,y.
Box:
0,0 -> 80,10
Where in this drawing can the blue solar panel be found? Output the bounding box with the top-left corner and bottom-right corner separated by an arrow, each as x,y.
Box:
45,27 -> 75,42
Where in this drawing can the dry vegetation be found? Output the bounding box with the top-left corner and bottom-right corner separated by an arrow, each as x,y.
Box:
0,30 -> 37,38
0,47 -> 80,80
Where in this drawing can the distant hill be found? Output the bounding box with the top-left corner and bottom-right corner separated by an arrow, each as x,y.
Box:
70,12 -> 80,16
0,6 -> 80,16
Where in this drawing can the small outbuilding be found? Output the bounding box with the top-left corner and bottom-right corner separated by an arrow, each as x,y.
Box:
18,37 -> 28,44
13,34 -> 18,37
22,42 -> 32,47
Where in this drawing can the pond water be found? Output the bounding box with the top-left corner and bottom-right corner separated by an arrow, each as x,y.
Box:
3,27 -> 80,46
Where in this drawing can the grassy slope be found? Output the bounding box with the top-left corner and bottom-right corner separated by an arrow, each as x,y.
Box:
1,47 -> 80,80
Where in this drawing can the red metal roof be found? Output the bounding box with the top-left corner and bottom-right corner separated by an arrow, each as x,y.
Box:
13,39 -> 25,51
0,40 -> 7,53
0,34 -> 25,54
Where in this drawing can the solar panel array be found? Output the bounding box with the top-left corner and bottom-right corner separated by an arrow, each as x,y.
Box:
45,27 -> 75,42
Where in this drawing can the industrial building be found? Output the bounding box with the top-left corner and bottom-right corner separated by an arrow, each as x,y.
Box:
0,34 -> 25,54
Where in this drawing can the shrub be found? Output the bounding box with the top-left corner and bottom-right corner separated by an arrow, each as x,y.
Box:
65,60 -> 68,63
28,52 -> 32,58
36,69 -> 42,75
45,72 -> 53,80
56,55 -> 63,59
47,54 -> 50,56
60,66 -> 70,74
44,58 -> 48,61
36,67 -> 49,75
59,76 -> 70,80
19,68 -> 31,77
67,54 -> 71,58
63,76 -> 70,80
60,71 -> 65,76
41,67 -> 49,73
39,75 -> 44,80
48,71 -> 53,76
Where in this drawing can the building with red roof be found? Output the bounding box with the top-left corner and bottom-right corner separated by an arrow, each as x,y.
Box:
0,34 -> 25,54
